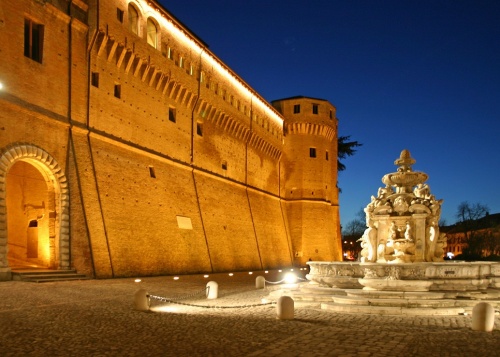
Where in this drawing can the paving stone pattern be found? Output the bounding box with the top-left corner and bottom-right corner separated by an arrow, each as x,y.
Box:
0,272 -> 499,356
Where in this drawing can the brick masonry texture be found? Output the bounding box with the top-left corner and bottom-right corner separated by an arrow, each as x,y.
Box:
0,0 -> 342,279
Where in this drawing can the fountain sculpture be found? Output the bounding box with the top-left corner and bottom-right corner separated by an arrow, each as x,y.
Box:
274,150 -> 500,314
359,149 -> 447,264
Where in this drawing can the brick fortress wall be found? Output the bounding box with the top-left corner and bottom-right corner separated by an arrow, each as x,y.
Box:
0,0 -> 341,278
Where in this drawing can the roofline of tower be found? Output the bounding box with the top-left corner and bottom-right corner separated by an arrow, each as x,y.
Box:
270,95 -> 331,103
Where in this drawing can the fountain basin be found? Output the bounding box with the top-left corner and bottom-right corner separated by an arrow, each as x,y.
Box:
307,261 -> 500,292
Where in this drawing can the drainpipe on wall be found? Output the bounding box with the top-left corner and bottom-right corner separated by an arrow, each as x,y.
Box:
191,48 -> 213,272
70,0 -> 115,278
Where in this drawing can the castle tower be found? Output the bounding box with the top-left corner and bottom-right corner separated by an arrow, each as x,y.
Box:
272,97 -> 342,264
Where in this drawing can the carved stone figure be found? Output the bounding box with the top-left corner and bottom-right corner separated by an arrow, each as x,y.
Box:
358,226 -> 377,263
377,185 -> 393,199
404,221 -> 413,242
361,150 -> 446,263
414,183 -> 430,199
433,233 -> 447,261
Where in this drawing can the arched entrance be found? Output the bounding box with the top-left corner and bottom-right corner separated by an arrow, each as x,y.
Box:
0,144 -> 70,277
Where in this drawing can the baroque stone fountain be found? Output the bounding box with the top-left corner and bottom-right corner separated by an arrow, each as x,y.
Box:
360,149 -> 446,265
272,150 -> 500,315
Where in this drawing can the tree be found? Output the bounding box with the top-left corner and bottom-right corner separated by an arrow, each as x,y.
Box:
341,208 -> 365,260
483,228 -> 500,258
338,135 -> 362,172
456,201 -> 489,223
455,201 -> 490,258
341,208 -> 366,238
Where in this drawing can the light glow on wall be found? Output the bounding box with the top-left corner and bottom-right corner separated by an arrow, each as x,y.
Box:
140,0 -> 283,127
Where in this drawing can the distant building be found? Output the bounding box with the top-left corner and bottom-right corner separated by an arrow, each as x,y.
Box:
0,0 -> 342,280
443,213 -> 500,258
445,233 -> 467,257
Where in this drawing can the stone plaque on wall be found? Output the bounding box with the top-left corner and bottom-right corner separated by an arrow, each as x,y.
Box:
176,216 -> 193,230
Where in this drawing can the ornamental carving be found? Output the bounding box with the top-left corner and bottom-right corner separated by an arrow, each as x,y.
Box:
358,150 -> 446,264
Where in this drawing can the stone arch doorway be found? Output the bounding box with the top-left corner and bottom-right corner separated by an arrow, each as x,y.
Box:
0,144 -> 70,274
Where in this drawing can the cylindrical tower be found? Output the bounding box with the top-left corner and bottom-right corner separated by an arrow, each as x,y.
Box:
272,96 -> 342,264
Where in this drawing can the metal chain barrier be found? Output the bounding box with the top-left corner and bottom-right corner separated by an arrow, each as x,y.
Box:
148,294 -> 275,309
145,273 -> 306,310
148,286 -> 210,301
147,285 -> 275,309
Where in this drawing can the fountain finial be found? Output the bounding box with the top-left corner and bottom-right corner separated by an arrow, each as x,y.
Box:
394,149 -> 415,172
382,150 -> 427,189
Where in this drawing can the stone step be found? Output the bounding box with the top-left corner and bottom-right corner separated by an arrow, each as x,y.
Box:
321,302 -> 466,316
266,283 -> 500,315
332,295 -> 465,308
268,283 -> 346,302
12,269 -> 90,283
345,289 -> 446,300
299,285 -> 347,296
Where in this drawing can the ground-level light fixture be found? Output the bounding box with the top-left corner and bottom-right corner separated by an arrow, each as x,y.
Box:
284,272 -> 297,284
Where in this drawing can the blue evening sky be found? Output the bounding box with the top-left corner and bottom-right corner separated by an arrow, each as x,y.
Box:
158,0 -> 500,227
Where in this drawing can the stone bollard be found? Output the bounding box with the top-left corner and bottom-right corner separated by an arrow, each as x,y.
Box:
256,276 -> 265,289
134,289 -> 149,311
276,296 -> 294,320
206,281 -> 218,299
472,302 -> 495,332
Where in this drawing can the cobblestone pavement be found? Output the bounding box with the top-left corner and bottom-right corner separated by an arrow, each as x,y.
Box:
0,271 -> 499,356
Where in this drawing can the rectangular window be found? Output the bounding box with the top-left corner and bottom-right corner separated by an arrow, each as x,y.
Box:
329,110 -> 333,119
91,72 -> 99,87
117,8 -> 124,23
310,148 -> 317,158
196,122 -> 203,136
326,151 -> 329,161
179,57 -> 184,68
148,166 -> 156,178
313,104 -> 319,114
169,107 -> 176,123
168,48 -> 173,60
24,19 -> 44,63
114,84 -> 121,98
293,104 -> 300,114
222,161 -> 227,170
